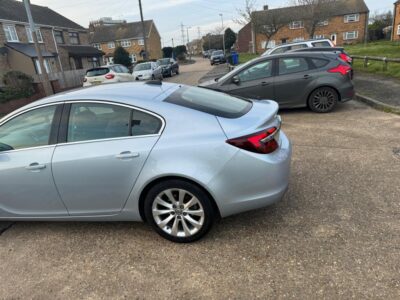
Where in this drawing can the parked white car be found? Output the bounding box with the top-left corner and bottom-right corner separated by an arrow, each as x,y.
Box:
83,64 -> 134,87
133,62 -> 163,81
261,39 -> 335,56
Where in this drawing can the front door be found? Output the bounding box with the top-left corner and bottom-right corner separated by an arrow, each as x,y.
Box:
0,105 -> 68,217
273,57 -> 313,107
52,102 -> 163,215
221,59 -> 275,100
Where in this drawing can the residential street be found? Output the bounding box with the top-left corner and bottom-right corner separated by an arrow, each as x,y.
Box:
1,59 -> 400,299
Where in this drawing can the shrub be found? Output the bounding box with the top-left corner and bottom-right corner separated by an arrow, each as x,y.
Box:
0,71 -> 34,103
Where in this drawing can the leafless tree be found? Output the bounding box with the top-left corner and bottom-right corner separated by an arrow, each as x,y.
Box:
291,0 -> 344,38
234,0 -> 258,25
252,8 -> 295,51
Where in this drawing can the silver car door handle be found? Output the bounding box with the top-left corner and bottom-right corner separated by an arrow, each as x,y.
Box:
115,151 -> 140,159
25,162 -> 46,171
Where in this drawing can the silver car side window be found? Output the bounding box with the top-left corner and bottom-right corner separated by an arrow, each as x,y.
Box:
0,105 -> 56,151
67,103 -> 131,143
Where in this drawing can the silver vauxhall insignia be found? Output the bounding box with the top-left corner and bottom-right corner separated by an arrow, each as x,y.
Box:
0,82 -> 291,242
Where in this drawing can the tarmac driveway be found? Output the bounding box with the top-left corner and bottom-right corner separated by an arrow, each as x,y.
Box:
1,59 -> 400,299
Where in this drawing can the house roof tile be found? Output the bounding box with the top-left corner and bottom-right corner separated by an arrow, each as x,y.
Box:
90,20 -> 153,43
0,0 -> 84,30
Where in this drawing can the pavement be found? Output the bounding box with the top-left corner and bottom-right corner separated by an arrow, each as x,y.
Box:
1,58 -> 400,299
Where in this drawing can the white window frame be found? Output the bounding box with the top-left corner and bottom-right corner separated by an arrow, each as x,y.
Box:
138,39 -> 144,46
69,32 -> 80,45
131,53 -> 137,63
314,34 -> 325,39
344,14 -> 360,23
108,42 -> 115,49
343,31 -> 359,40
292,37 -> 305,42
26,26 -> 43,43
3,24 -> 19,42
34,58 -> 52,74
93,43 -> 101,50
120,40 -> 131,48
317,20 -> 329,27
289,21 -> 304,30
397,25 -> 400,35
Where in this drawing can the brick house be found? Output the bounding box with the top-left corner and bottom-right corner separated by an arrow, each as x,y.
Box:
89,20 -> 162,64
237,23 -> 253,53
392,1 -> 400,41
239,0 -> 369,53
0,0 -> 103,81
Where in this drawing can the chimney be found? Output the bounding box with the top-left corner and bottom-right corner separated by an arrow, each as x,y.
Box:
263,5 -> 269,10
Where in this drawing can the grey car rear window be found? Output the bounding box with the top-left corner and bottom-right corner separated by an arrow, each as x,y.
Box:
164,86 -> 252,119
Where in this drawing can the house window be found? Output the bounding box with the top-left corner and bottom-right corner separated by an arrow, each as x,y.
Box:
317,20 -> 329,26
314,34 -> 325,39
34,58 -> 52,74
344,14 -> 360,23
93,43 -> 101,50
26,27 -> 43,43
88,57 -> 100,68
3,24 -> 19,42
289,21 -> 304,29
54,30 -> 64,44
120,40 -> 131,47
131,54 -> 137,63
292,37 -> 305,42
69,32 -> 80,44
398,25 -> 400,35
108,42 -> 115,49
138,39 -> 144,46
343,31 -> 359,40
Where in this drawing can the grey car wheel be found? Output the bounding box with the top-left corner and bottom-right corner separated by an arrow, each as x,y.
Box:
308,87 -> 338,113
144,180 -> 215,243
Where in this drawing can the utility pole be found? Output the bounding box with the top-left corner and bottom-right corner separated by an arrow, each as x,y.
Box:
138,0 -> 149,60
23,0 -> 52,96
180,23 -> 186,45
186,26 -> 191,61
219,13 -> 226,54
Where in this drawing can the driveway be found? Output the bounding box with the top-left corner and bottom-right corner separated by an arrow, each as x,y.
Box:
1,59 -> 400,299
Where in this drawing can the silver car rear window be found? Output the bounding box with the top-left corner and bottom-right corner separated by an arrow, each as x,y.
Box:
164,86 -> 252,119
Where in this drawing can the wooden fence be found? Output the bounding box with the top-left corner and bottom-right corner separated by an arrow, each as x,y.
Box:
33,69 -> 86,91
352,55 -> 400,71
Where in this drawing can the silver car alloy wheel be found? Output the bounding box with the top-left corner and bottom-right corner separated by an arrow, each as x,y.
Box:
152,189 -> 205,238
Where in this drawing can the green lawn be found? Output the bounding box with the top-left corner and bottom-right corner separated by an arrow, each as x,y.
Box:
238,53 -> 258,64
345,41 -> 400,79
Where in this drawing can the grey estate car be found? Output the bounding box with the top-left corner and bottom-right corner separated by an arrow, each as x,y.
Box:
200,52 -> 354,113
0,82 -> 291,243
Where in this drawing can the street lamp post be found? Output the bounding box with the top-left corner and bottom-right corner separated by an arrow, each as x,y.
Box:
186,26 -> 191,61
219,13 -> 226,54
138,0 -> 149,60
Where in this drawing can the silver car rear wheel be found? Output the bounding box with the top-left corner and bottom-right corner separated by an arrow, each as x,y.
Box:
144,180 -> 215,242
152,189 -> 205,238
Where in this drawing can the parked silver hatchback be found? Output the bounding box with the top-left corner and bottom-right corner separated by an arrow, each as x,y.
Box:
0,82 -> 291,242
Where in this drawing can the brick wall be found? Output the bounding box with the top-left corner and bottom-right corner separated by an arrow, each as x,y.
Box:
237,23 -> 252,53
393,2 -> 400,41
255,13 -> 368,53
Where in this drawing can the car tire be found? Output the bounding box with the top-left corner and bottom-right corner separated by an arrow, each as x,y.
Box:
176,69 -> 179,75
152,75 -> 155,80
308,87 -> 338,113
144,180 -> 215,243
169,70 -> 173,77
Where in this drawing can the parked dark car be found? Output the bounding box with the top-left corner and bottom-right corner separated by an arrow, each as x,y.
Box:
157,58 -> 179,77
290,47 -> 353,65
200,52 -> 354,113
210,50 -> 226,65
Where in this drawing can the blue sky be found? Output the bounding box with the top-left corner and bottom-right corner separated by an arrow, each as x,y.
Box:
31,0 -> 394,46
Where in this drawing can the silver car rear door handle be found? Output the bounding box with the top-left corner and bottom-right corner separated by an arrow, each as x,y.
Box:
25,162 -> 46,171
115,151 -> 140,159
